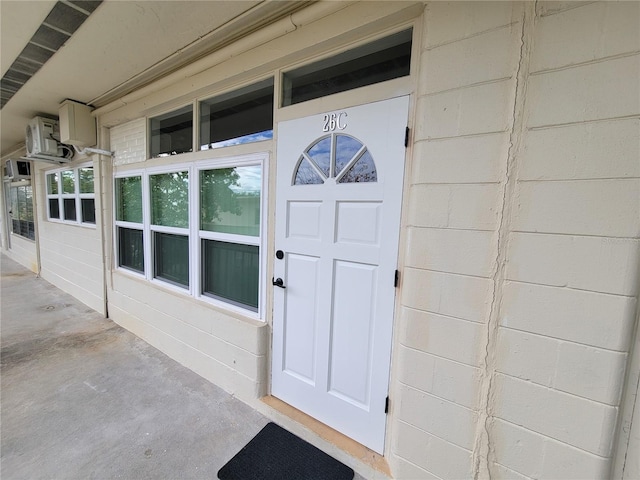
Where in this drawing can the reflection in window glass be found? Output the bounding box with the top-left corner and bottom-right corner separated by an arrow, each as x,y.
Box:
149,105 -> 193,158
81,198 -> 95,224
293,134 -> 376,185
335,135 -> 363,173
79,167 -> 94,193
10,185 -> 35,240
200,166 -> 261,236
118,227 -> 144,273
150,171 -> 189,228
63,198 -> 76,221
62,170 -> 75,194
154,232 -> 189,287
202,240 -> 258,310
307,136 -> 331,177
49,199 -> 60,219
294,158 -> 324,185
115,176 -> 142,223
200,79 -> 273,150
338,150 -> 377,183
47,173 -> 59,194
282,29 -> 412,106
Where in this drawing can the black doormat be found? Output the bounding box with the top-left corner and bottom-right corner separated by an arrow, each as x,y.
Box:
217,422 -> 354,480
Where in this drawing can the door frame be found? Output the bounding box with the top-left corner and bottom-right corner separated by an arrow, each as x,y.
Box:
270,95 -> 412,453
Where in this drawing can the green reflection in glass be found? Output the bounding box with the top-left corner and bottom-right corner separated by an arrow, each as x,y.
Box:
62,170 -> 75,194
79,167 -> 94,193
150,171 -> 189,228
200,165 -> 261,236
116,176 -> 143,223
47,173 -> 59,194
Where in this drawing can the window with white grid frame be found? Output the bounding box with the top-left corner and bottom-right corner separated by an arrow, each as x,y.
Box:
113,154 -> 266,316
46,164 -> 95,226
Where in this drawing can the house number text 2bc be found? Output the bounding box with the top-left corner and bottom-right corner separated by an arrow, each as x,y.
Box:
322,112 -> 347,132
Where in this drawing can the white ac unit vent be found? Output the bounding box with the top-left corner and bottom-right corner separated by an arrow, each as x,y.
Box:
26,116 -> 62,158
4,159 -> 31,181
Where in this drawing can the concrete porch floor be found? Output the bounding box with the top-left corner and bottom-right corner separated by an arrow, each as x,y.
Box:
0,255 -> 367,479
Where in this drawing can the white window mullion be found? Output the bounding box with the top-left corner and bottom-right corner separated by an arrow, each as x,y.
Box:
142,173 -> 152,281
74,167 -> 80,225
192,165 -> 201,299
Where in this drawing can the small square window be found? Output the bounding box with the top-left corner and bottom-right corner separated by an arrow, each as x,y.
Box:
199,79 -> 273,150
149,105 -> 193,158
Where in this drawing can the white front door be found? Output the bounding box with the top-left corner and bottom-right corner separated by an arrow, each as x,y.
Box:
272,96 -> 409,453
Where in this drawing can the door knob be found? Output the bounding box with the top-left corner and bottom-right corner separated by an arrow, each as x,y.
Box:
272,277 -> 286,289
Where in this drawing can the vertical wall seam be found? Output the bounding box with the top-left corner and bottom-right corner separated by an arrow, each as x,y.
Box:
471,3 -> 535,479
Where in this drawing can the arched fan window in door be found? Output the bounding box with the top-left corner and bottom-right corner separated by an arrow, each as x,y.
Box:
293,134 -> 377,185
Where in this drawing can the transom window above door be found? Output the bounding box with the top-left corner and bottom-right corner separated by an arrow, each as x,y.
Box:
293,134 -> 377,185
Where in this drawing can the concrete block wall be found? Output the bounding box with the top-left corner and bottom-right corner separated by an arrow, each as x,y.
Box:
391,2 -> 524,477
34,160 -> 105,315
107,119 -> 269,403
3,233 -> 37,274
392,1 -> 640,478
492,2 -> 639,478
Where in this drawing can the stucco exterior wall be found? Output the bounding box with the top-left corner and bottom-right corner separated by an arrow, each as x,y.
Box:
391,1 -> 639,479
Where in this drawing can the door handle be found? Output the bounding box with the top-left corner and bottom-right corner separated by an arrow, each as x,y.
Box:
272,277 -> 286,289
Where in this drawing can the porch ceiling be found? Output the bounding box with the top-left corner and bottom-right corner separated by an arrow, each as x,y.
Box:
0,0 -> 311,157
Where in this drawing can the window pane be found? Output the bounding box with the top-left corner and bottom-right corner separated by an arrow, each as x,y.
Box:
10,187 -> 18,218
150,171 -> 189,228
62,170 -> 75,194
200,79 -> 274,150
154,232 -> 189,287
282,29 -> 412,106
63,198 -> 76,221
118,227 -> 144,273
81,198 -> 95,224
47,173 -> 59,194
49,199 -> 60,219
24,186 -> 33,221
294,157 -> 324,185
79,167 -> 94,193
149,105 -> 193,158
337,150 -> 377,183
115,176 -> 142,223
202,240 -> 258,310
200,165 -> 261,236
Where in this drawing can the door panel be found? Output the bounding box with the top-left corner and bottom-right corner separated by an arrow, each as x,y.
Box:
282,253 -> 320,384
273,96 -> 409,453
329,260 -> 377,407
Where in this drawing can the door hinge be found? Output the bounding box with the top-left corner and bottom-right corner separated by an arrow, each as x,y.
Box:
385,396 -> 390,414
404,127 -> 410,148
394,270 -> 400,288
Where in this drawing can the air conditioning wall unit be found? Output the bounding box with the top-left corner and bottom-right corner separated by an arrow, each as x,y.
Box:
4,159 -> 31,181
26,116 -> 61,157
23,116 -> 74,163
